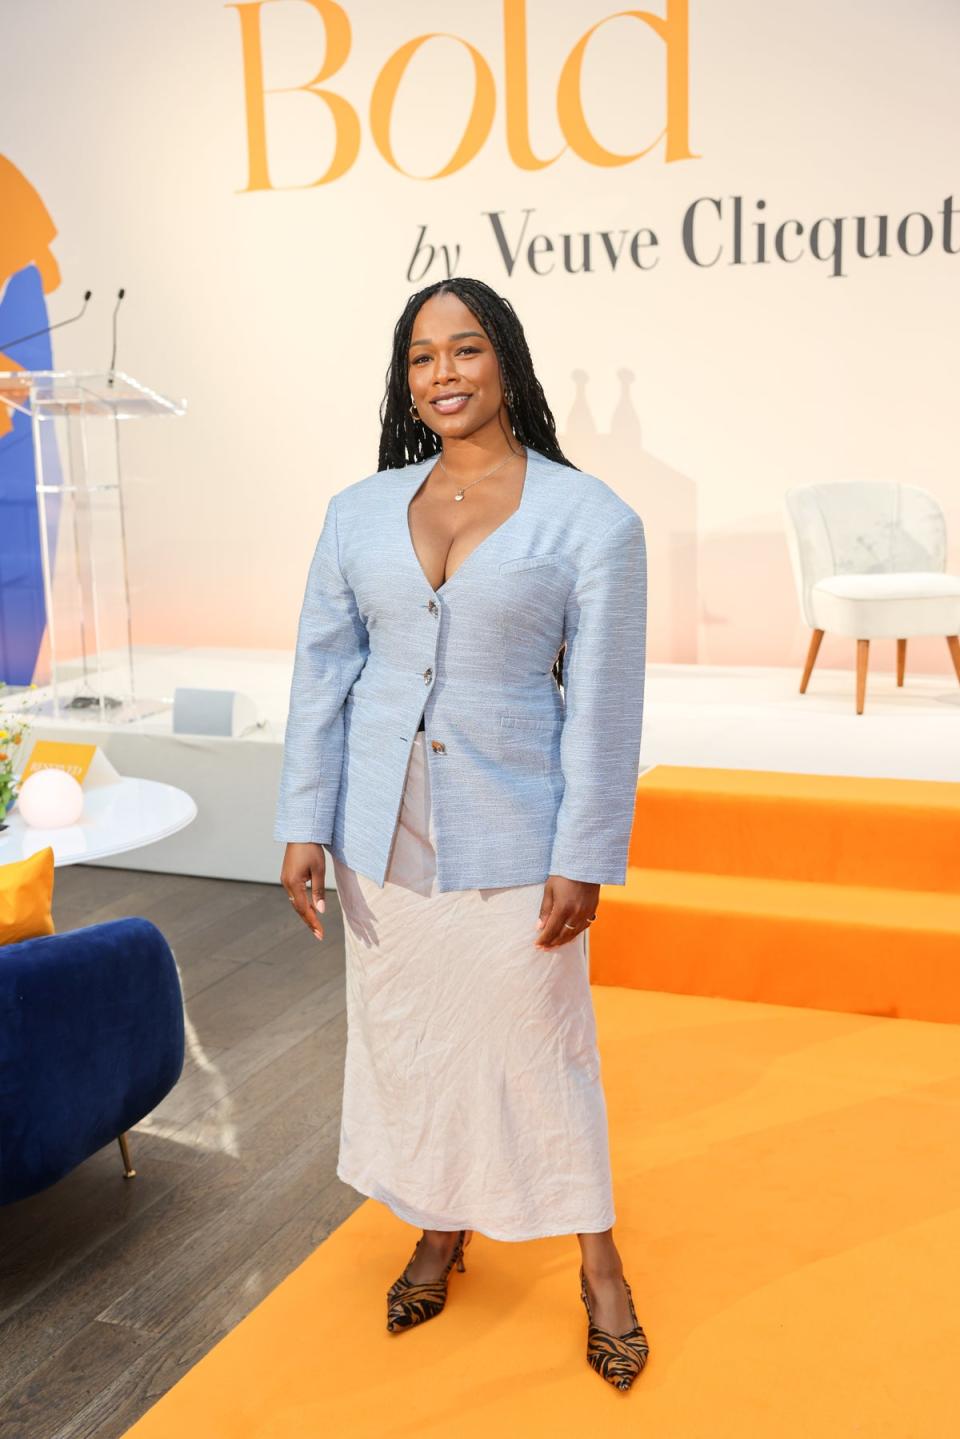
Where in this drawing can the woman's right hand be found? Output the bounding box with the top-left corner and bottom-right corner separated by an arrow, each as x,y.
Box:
281,842 -> 327,940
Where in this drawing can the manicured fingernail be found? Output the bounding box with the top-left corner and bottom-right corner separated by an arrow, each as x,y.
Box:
536,918 -> 543,928
315,898 -> 325,912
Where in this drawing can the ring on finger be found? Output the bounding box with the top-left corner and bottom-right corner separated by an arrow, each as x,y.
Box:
563,915 -> 599,930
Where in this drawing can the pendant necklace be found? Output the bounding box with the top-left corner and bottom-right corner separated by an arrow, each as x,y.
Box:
438,447 -> 520,501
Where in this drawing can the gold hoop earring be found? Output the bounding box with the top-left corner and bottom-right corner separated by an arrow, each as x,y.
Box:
409,399 -> 420,420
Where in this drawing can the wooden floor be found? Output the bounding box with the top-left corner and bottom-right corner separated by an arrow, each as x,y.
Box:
0,865 -> 361,1439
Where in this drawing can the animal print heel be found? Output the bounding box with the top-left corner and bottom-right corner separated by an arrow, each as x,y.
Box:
386,1229 -> 472,1333
579,1265 -> 650,1391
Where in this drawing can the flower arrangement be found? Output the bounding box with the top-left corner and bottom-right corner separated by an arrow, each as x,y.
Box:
0,682 -> 37,827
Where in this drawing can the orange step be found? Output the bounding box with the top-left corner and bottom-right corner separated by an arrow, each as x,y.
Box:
628,766 -> 960,892
590,866 -> 960,1024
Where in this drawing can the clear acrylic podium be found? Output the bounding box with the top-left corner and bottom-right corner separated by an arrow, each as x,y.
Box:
0,370 -> 186,722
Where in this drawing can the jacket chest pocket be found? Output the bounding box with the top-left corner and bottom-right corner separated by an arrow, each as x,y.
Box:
499,552 -> 564,574
497,553 -> 569,655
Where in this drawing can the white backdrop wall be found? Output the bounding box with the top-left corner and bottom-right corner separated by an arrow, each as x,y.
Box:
2,0 -> 957,673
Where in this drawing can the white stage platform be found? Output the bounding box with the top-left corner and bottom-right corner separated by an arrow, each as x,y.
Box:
11,645 -> 959,886
645,659 -> 960,782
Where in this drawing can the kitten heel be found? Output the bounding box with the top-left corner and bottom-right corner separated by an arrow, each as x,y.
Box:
579,1265 -> 650,1392
386,1229 -> 470,1333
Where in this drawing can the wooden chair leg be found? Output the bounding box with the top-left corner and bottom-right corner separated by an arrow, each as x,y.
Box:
856,639 -> 869,714
896,638 -> 907,686
118,1131 -> 137,1179
800,628 -> 824,693
947,636 -> 960,684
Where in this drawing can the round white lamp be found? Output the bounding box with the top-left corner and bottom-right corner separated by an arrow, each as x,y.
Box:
17,770 -> 85,828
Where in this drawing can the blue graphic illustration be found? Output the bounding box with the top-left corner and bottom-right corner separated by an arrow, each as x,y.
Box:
0,220 -> 64,685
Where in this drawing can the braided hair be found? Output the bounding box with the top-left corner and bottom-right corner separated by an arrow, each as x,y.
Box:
377,277 -> 579,473
377,277 -> 576,693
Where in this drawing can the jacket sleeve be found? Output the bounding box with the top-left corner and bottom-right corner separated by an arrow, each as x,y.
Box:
548,511 -> 648,885
273,492 -> 369,845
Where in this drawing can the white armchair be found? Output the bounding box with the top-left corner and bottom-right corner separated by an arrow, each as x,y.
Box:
784,482 -> 960,714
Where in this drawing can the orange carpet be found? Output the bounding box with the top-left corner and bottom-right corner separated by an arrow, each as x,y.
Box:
591,766 -> 960,1021
122,983 -> 960,1439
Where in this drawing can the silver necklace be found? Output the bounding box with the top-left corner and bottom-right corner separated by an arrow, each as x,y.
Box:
438,447 -> 520,501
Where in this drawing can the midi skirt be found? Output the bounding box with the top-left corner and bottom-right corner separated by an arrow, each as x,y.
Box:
331,731 -> 616,1241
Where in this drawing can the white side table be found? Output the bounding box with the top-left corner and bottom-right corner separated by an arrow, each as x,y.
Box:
0,778 -> 197,866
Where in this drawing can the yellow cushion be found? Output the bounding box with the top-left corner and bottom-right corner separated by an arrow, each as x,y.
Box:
0,847 -> 56,945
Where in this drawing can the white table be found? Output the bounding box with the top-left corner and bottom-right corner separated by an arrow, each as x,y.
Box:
0,778 -> 197,866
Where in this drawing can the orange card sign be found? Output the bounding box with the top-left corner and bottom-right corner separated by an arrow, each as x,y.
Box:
20,740 -> 98,786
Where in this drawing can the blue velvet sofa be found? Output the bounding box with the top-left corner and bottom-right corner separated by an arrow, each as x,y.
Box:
0,916 -> 184,1206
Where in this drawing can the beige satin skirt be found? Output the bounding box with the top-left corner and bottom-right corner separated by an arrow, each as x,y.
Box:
331,732 -> 616,1241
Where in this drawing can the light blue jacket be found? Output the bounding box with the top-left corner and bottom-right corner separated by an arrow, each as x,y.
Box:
274,446 -> 647,892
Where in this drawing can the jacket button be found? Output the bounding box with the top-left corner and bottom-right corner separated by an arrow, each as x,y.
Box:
423,667 -> 433,683
431,739 -> 446,753
427,599 -> 439,616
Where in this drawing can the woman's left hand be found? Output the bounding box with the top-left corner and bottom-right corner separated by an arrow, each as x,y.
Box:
535,876 -> 600,949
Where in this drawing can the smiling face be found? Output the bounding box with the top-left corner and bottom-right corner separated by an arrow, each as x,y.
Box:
407,291 -> 511,445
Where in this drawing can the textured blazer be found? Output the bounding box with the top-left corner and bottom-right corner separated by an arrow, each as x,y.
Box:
274,446 -> 647,893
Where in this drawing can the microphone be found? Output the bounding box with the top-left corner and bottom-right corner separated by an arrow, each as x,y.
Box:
0,290 -> 93,353
106,287 -> 125,386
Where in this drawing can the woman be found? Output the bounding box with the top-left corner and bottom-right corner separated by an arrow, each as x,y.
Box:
276,277 -> 649,1391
